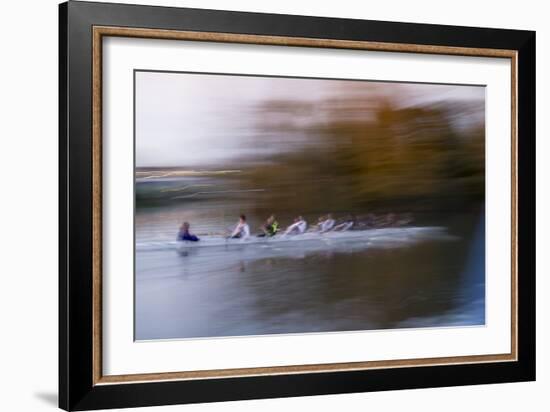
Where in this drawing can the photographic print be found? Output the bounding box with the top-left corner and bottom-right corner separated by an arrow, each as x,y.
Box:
134,71 -> 486,341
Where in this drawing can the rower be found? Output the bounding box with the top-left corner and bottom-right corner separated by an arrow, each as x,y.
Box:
284,216 -> 308,235
318,214 -> 335,233
333,215 -> 355,232
177,222 -> 200,242
258,214 -> 279,237
229,214 -> 250,239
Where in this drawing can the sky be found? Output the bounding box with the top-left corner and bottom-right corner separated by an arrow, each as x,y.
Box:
135,71 -> 485,168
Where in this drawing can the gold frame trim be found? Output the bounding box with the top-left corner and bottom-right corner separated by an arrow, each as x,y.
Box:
92,26 -> 518,386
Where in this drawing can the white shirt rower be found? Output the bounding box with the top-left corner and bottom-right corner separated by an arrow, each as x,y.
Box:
230,216 -> 250,239
333,216 -> 355,232
319,217 -> 335,233
284,217 -> 308,235
333,221 -> 354,231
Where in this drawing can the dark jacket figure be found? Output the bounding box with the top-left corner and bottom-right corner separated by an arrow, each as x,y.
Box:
177,222 -> 199,242
258,215 -> 279,237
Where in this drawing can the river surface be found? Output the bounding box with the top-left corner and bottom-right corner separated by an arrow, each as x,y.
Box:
135,200 -> 485,340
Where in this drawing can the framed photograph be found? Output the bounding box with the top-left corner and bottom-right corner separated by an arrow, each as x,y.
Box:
59,1 -> 535,410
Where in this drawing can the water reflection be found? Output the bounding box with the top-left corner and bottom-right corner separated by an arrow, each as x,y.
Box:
135,208 -> 483,340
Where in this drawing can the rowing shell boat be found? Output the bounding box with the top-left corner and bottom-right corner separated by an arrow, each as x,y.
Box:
159,226 -> 453,254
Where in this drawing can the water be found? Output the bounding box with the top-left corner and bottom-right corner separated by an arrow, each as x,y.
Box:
135,202 -> 485,340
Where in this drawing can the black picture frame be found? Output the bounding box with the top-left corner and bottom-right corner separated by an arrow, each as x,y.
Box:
59,1 -> 535,410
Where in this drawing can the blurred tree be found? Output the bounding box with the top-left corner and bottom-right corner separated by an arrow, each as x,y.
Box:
239,95 -> 485,217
